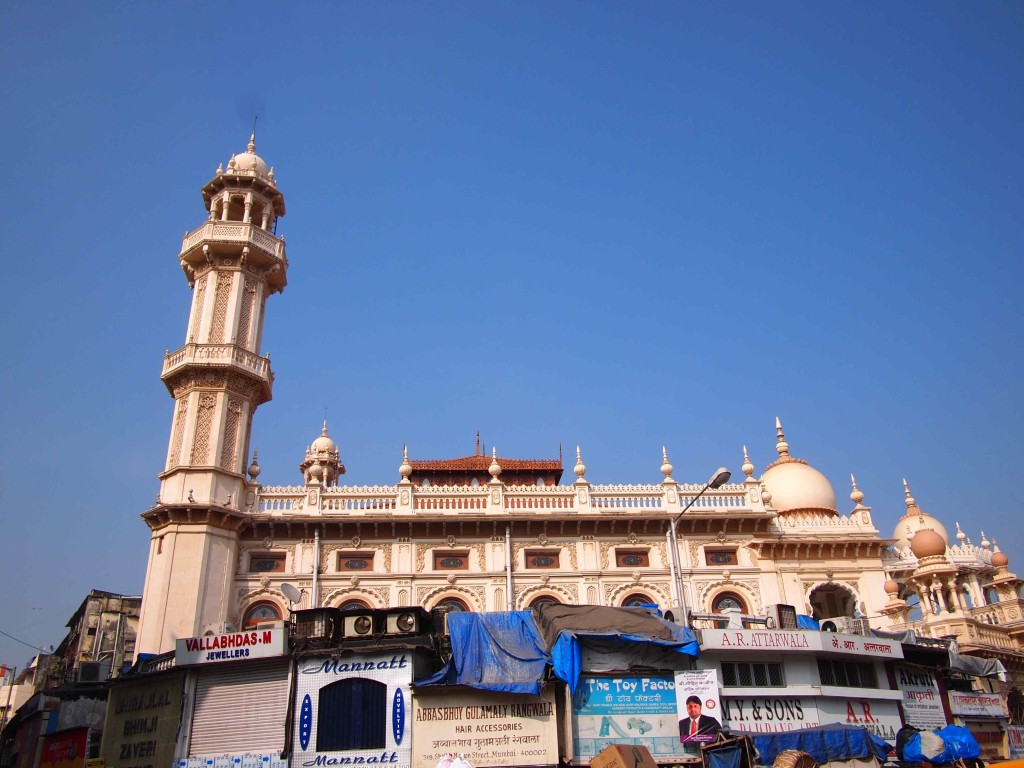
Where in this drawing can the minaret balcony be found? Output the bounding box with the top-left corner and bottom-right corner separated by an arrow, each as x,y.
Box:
180,221 -> 288,290
162,343 -> 274,398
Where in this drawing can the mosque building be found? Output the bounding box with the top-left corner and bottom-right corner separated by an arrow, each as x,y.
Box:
133,135 -> 1024,690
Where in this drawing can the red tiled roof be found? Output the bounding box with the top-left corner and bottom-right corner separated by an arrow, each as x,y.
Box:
409,455 -> 562,471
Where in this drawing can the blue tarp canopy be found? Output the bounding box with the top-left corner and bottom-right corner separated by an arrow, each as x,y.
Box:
415,606 -> 699,696
740,724 -> 891,765
415,611 -> 550,694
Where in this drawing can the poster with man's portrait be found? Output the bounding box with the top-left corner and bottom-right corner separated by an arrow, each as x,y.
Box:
674,669 -> 723,744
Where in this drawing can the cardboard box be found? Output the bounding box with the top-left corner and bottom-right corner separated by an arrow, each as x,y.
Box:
589,744 -> 659,768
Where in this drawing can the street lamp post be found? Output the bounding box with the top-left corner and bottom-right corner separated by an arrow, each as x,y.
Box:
669,467 -> 731,626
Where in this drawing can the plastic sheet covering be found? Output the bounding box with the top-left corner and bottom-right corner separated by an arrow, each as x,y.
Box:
550,629 -> 698,695
707,744 -> 745,768
796,615 -> 820,630
414,611 -> 549,694
902,725 -> 981,764
744,724 -> 891,766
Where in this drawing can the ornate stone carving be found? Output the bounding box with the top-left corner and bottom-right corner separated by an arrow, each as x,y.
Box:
210,271 -> 233,343
220,397 -> 242,470
190,393 -> 217,465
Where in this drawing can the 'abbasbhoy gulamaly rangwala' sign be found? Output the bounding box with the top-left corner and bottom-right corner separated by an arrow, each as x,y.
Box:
411,688 -> 558,768
293,654 -> 413,768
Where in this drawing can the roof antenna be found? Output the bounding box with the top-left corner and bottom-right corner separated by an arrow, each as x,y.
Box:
253,114 -> 258,141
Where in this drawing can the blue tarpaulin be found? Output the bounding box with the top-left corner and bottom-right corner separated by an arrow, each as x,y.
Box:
903,725 -> 981,764
414,611 -> 550,694
550,628 -> 699,695
744,724 -> 891,765
796,615 -> 819,630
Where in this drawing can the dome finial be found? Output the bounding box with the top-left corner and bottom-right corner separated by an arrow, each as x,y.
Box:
742,446 -> 754,478
775,417 -> 789,457
660,447 -> 674,481
850,474 -> 865,505
489,447 -> 502,479
981,530 -> 990,549
955,521 -> 966,542
574,446 -> 587,479
399,443 -> 412,480
247,449 -> 261,480
248,130 -> 256,154
902,478 -> 917,511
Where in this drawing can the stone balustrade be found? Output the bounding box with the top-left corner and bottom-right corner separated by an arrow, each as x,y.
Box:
163,343 -> 271,378
181,220 -> 285,261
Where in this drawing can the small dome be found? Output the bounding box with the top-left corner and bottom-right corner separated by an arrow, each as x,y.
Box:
884,578 -> 900,595
759,419 -> 837,515
910,528 -> 947,559
311,421 -> 337,453
891,479 -> 948,550
228,133 -> 268,176
992,548 -> 1009,567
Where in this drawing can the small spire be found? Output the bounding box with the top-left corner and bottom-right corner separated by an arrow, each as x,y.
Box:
902,478 -> 917,511
489,447 -> 501,479
228,154 -> 236,168
955,522 -> 966,542
993,539 -> 1001,553
321,419 -> 329,437
775,417 -> 789,457
248,130 -> 256,154
850,474 -> 864,505
574,445 -> 587,480
981,530 -> 990,549
660,446 -> 674,481
476,430 -> 481,456
247,450 -> 261,480
741,446 -> 754,478
399,443 -> 412,480
216,162 -> 223,175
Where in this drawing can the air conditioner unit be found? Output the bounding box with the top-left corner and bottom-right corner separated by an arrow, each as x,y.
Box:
78,661 -> 111,684
383,608 -> 430,636
203,622 -> 234,636
341,611 -> 377,639
820,617 -> 871,635
293,608 -> 343,642
765,604 -> 799,630
431,606 -> 455,636
662,606 -> 689,625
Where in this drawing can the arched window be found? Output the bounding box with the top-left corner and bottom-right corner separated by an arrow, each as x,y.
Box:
433,597 -> 470,613
242,602 -> 281,628
621,593 -> 652,608
536,476 -> 545,487
712,593 -> 746,614
470,477 -> 480,487
985,587 -> 1000,605
317,678 -> 387,750
528,595 -> 560,610
340,599 -> 370,610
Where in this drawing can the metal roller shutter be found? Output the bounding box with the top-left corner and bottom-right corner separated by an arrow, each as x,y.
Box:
189,659 -> 291,756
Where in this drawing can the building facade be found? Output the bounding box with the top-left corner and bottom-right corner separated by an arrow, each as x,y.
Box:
134,136 -> 1024,695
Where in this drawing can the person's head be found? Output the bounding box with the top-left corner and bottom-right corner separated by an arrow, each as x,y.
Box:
686,695 -> 702,718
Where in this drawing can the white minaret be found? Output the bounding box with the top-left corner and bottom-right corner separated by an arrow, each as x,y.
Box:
136,134 -> 288,654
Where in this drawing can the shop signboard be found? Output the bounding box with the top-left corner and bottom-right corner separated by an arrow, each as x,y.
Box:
292,654 -> 412,768
949,692 -> 1005,719
175,627 -> 287,666
411,687 -> 558,768
721,697 -> 820,733
571,674 -> 680,763
100,671 -> 184,768
1006,725 -> 1024,759
894,666 -> 947,730
40,728 -> 89,768
699,630 -> 902,659
817,698 -> 901,742
963,720 -> 1006,763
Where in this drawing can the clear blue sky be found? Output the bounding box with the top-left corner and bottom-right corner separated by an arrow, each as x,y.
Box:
1,3 -> 1022,666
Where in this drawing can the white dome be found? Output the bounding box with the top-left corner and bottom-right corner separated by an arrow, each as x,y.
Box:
891,480 -> 949,551
227,133 -> 268,176
761,458 -> 837,514
892,514 -> 949,551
